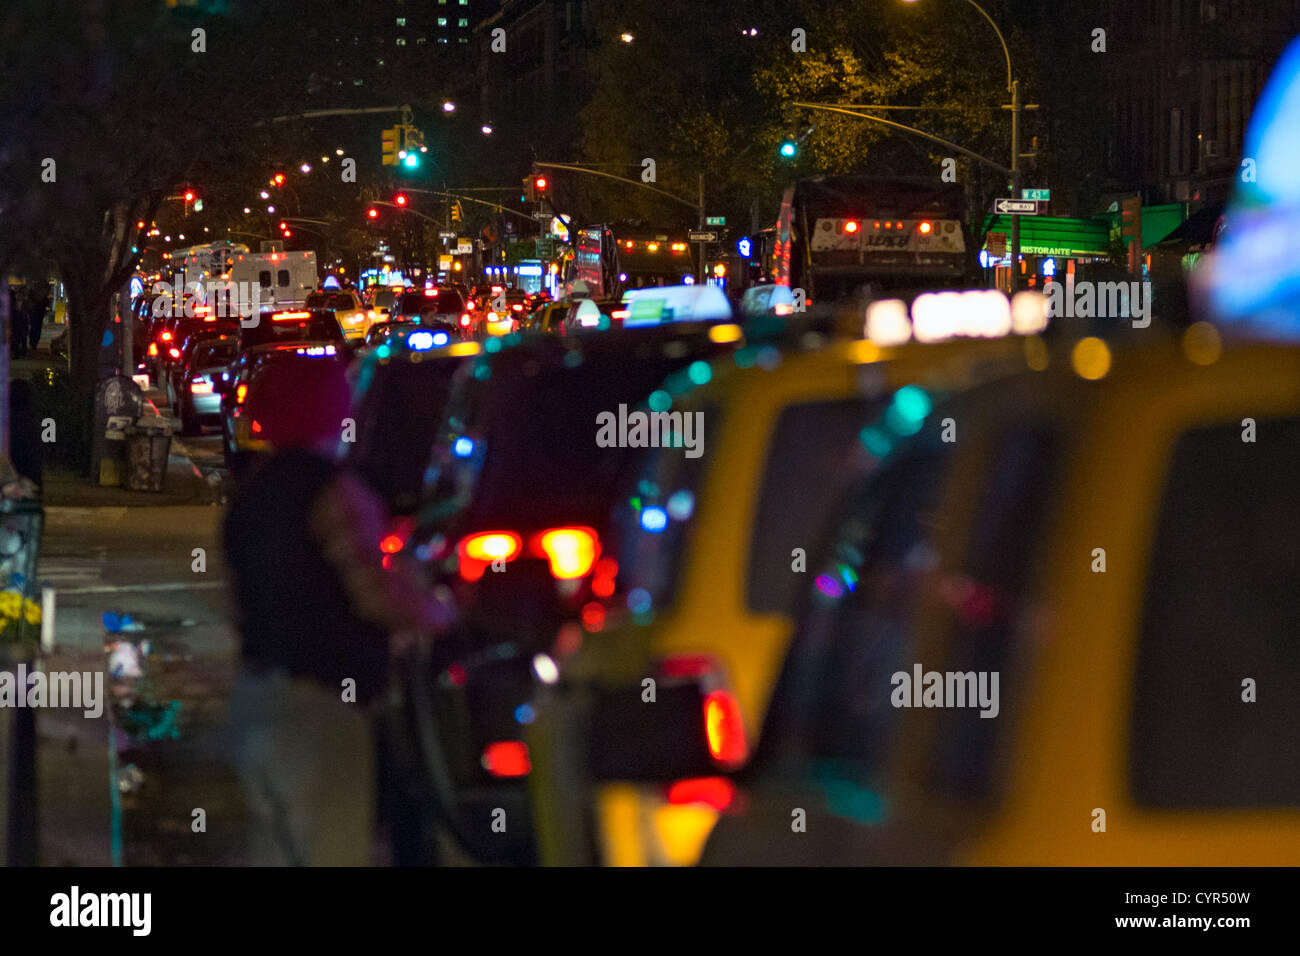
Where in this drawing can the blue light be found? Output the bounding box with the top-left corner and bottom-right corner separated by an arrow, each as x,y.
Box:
407,330 -> 435,350
640,506 -> 669,533
1042,257 -> 1056,277
322,274 -> 341,289
376,344 -> 391,359
627,588 -> 652,614
514,703 -> 536,725
432,331 -> 449,347
780,140 -> 797,158
738,237 -> 752,258
453,437 -> 474,458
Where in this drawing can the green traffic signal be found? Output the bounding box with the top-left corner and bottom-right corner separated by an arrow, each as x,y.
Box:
403,153 -> 419,168
780,140 -> 797,159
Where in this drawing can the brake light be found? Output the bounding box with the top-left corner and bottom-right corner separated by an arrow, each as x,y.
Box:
511,303 -> 523,311
666,777 -> 736,811
272,311 -> 310,321
703,690 -> 747,766
481,741 -> 531,778
458,530 -> 523,580
460,313 -> 470,327
235,384 -> 247,404
148,343 -> 158,356
532,526 -> 599,579
160,330 -> 172,342
380,516 -> 414,555
168,347 -> 181,359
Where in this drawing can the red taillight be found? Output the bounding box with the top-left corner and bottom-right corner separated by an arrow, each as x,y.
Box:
251,419 -> 262,434
190,379 -> 213,394
148,343 -> 158,356
704,690 -> 747,766
380,534 -> 404,554
659,654 -> 717,679
531,526 -> 599,580
590,557 -> 618,598
458,530 -> 523,581
460,313 -> 470,326
844,220 -> 859,233
168,347 -> 181,359
482,741 -> 531,777
160,331 -> 172,342
511,303 -> 523,311
235,383 -> 247,404
666,777 -> 736,811
380,516 -> 414,555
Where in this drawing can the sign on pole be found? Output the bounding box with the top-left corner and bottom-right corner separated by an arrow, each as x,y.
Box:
705,216 -> 727,226
993,198 -> 1042,216
987,232 -> 1008,257
688,230 -> 718,243
1021,188 -> 1051,201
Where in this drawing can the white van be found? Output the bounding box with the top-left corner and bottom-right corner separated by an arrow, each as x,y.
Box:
227,249 -> 318,311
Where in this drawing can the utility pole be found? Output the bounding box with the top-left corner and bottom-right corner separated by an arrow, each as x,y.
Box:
1010,80 -> 1022,293
698,174 -> 706,284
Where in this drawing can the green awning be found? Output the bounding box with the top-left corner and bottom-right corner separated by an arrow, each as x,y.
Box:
982,215 -> 1111,257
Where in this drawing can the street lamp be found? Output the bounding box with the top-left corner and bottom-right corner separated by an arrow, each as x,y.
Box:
903,0 -> 1030,291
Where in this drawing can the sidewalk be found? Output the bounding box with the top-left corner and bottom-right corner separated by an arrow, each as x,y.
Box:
11,325 -> 215,507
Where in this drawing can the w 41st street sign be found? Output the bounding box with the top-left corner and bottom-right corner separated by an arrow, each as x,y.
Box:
993,198 -> 1043,215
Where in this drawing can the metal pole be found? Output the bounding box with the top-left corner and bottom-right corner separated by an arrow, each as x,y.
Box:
1010,79 -> 1022,293
120,282 -> 133,380
698,174 -> 705,283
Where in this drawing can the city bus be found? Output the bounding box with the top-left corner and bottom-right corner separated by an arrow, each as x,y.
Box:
772,176 -> 977,306
564,223 -> 695,300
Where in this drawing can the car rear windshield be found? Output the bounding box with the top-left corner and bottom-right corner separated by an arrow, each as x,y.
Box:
434,340 -> 719,530
350,358 -> 460,514
240,311 -> 343,349
192,341 -> 238,368
399,290 -> 465,315
306,292 -> 356,310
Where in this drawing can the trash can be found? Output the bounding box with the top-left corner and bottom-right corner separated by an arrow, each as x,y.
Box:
123,423 -> 172,493
0,498 -> 44,866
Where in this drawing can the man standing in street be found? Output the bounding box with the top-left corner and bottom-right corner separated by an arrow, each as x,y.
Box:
224,355 -> 455,866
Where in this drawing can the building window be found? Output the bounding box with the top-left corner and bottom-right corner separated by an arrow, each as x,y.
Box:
458,18 -> 468,27
438,17 -> 447,26
396,37 -> 406,46
396,17 -> 405,26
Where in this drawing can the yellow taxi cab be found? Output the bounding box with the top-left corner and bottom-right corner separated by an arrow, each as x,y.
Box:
307,289 -> 370,341
528,296 -> 1055,866
670,328 -> 1300,865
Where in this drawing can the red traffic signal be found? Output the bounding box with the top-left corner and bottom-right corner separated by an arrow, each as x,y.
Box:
272,173 -> 286,186
533,176 -> 547,192
183,190 -> 196,202
367,207 -> 379,220
394,193 -> 408,206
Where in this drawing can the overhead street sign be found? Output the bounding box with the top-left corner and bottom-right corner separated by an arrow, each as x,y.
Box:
688,230 -> 718,242
1022,188 -> 1050,201
993,198 -> 1042,215
705,216 -> 727,226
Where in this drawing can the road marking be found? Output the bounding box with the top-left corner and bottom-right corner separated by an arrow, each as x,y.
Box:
55,581 -> 227,595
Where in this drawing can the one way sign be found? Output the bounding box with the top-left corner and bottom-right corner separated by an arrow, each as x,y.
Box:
993,198 -> 1042,215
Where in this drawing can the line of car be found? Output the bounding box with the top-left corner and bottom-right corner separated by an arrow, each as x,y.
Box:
143,274 -> 1300,865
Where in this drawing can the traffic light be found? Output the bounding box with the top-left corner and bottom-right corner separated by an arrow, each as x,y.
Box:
533,175 -> 548,194
451,201 -> 463,223
272,173 -> 285,186
367,207 -> 380,220
523,175 -> 534,202
779,138 -> 798,159
183,190 -> 196,203
394,193 -> 408,206
381,127 -> 400,166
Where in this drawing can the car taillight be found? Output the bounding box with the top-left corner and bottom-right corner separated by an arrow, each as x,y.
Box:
235,384 -> 247,404
380,516 -> 414,555
511,303 -> 523,311
168,347 -> 181,359
190,378 -> 213,394
460,313 -> 470,326
458,530 -> 523,580
148,343 -> 158,356
481,741 -> 530,778
160,331 -> 172,341
531,526 -> 599,580
666,777 -> 736,811
703,689 -> 747,766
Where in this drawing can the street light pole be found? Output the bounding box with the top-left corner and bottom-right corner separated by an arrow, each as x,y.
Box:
1010,78 -> 1022,292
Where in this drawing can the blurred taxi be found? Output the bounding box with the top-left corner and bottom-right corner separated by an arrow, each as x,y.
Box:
306,289 -> 370,341
688,331 -> 1300,865
528,290 -> 1053,866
